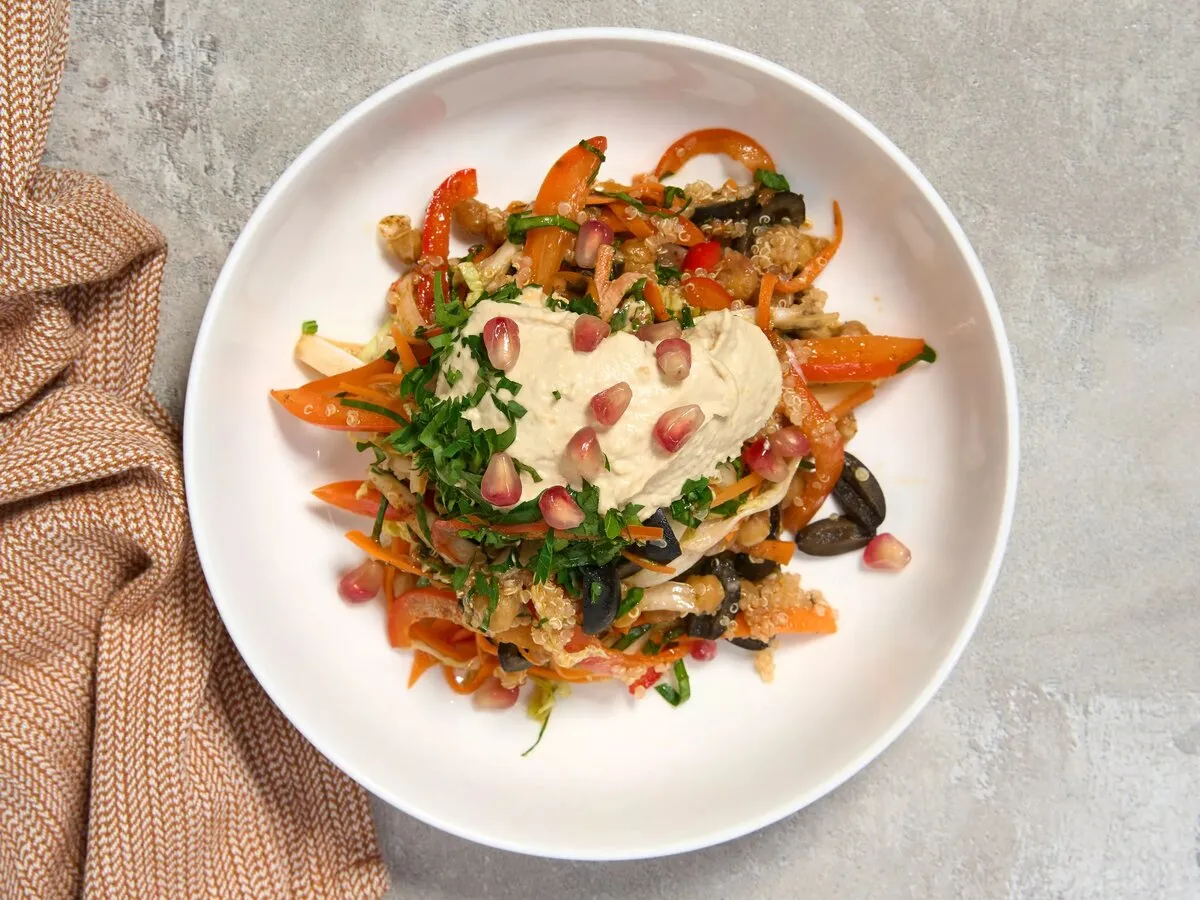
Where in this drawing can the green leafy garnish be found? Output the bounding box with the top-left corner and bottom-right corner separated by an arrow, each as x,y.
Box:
545,293 -> 600,317
662,185 -> 687,208
754,169 -> 790,192
444,367 -> 463,386
608,305 -> 629,332
595,189 -> 690,219
678,304 -> 696,328
339,397 -> 408,425
523,677 -> 569,756
655,659 -> 692,706
897,343 -> 938,372
579,139 -> 606,161
506,213 -> 581,242
611,624 -> 651,652
655,263 -> 683,284
710,496 -> 749,517
669,476 -> 714,528
371,495 -> 389,542
513,458 -> 542,483
615,587 -> 644,620
551,390 -> 562,401
301,319 -> 318,335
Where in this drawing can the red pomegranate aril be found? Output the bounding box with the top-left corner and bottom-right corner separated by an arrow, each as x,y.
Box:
682,240 -> 721,273
481,451 -> 522,507
655,338 -> 692,383
863,533 -> 911,571
539,486 -> 585,530
770,425 -> 810,458
742,437 -> 789,482
590,381 -> 632,426
654,405 -> 704,453
472,677 -> 520,710
637,320 -> 682,343
690,640 -> 718,661
563,427 -> 604,483
574,219 -> 615,268
573,314 -> 611,352
338,559 -> 384,603
482,316 -> 520,371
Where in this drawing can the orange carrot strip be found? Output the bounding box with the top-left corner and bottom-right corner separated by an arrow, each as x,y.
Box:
391,325 -> 420,372
828,383 -> 876,419
620,552 -> 675,574
407,650 -> 439,688
643,279 -> 669,322
344,530 -> 424,575
756,272 -> 778,331
709,472 -> 763,508
743,539 -> 795,566
337,382 -> 407,415
624,524 -> 665,542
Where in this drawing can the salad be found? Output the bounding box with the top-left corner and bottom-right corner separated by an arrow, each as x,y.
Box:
271,129 -> 933,749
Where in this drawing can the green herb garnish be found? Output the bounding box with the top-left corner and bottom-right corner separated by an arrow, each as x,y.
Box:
678,305 -> 696,328
608,305 -> 629,332
579,139 -> 606,161
897,343 -> 938,372
301,319 -> 318,335
339,397 -> 408,425
669,476 -> 714,528
615,587 -> 644,620
507,213 -> 581,242
754,169 -> 790,192
611,624 -> 652,652
655,659 -> 692,706
551,390 -> 562,401
513,458 -> 542,483
662,185 -> 687,208
370,495 -> 389,542
655,263 -> 683,284
444,367 -> 463,386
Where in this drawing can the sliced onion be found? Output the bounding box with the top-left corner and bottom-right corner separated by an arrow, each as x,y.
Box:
637,320 -> 682,343
482,316 -> 520,371
590,381 -> 632,426
538,486 -> 585,530
653,405 -> 704,453
472,676 -> 520,710
742,437 -> 789,482
574,219 -> 614,268
655,338 -> 692,383
573,314 -> 611,352
639,581 -> 697,613
563,427 -> 604,483
481,451 -> 521,508
864,533 -> 911,571
770,426 -> 810,458
338,559 -> 384,603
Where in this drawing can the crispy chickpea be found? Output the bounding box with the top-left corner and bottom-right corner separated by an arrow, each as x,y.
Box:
378,215 -> 421,264
737,511 -> 772,548
620,238 -> 657,275
687,575 -> 725,614
454,198 -> 509,245
713,249 -> 758,302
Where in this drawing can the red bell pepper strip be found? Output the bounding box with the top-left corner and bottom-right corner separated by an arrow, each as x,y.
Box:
797,335 -> 929,382
769,334 -> 845,533
311,480 -> 407,520
526,137 -> 607,288
682,275 -> 733,310
413,168 -> 479,322
654,128 -> 775,179
270,358 -> 398,431
682,240 -> 721,272
627,667 -> 663,695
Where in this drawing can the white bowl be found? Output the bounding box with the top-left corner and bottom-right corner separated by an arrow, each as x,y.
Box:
184,29 -> 1017,860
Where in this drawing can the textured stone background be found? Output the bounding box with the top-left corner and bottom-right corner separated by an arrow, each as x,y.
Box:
44,1 -> 1200,897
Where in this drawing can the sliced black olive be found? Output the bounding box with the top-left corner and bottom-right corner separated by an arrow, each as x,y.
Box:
684,554 -> 742,640
832,451 -> 887,531
688,195 -> 760,226
767,504 -> 782,541
728,637 -> 770,651
634,508 -> 681,563
794,517 -> 874,557
732,553 -> 779,582
759,191 -> 806,227
497,642 -> 533,672
616,559 -> 640,579
580,562 -> 621,635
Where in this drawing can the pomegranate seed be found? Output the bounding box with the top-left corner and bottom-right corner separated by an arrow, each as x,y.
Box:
655,338 -> 692,383
472,676 -> 520,710
653,405 -> 704,453
742,437 -> 789,482
539,486 -> 585,530
770,426 -> 810,458
573,314 -> 611,352
589,381 -> 632,426
863,533 -> 911,571
563,426 -> 604,483
689,640 -> 718,661
338,559 -> 384,603
481,451 -> 522,508
637,320 -> 682,343
482,316 -> 520,371
574,219 -> 615,268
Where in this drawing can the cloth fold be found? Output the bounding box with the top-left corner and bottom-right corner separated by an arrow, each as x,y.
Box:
0,2 -> 388,896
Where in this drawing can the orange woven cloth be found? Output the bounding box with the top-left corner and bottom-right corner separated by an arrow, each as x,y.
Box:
0,2 -> 388,896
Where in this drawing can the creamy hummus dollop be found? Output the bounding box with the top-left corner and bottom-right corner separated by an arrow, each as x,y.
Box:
434,296 -> 782,513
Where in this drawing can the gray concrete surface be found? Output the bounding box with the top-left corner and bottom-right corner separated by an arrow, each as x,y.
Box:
44,1 -> 1200,897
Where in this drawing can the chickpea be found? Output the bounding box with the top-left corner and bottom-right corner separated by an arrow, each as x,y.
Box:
686,575 -> 725,614
620,238 -> 656,275
377,215 -> 421,264
736,511 -> 772,548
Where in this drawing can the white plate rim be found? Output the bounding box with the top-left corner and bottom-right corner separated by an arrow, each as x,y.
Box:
182,27 -> 1020,859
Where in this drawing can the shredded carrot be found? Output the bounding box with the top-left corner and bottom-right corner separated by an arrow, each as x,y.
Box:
475,633 -> 498,657
337,381 -> 407,416
756,272 -> 778,331
743,539 -> 795,566
597,206 -> 627,235
828,383 -> 876,419
777,201 -> 843,294
409,620 -> 476,663
383,565 -> 396,605
643,279 -> 669,322
442,518 -> 550,537
344,530 -> 424,575
391,325 -> 419,372
620,551 -> 675,574
624,524 -> 665,542
709,472 -> 763,508
616,204 -> 655,238
407,650 -> 439,688
585,194 -> 618,205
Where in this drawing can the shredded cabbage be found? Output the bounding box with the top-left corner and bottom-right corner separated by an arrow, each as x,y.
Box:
357,320 -> 396,362
458,260 -> 485,306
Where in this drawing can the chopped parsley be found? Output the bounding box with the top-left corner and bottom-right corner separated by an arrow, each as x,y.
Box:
662,185 -> 687,208
615,587 -> 644,620
655,263 -> 683,284
370,495 -> 389,541
513,458 -> 542,483
611,624 -> 651,652
444,367 -> 463,386
545,293 -> 599,316
608,305 -> 630,332
506,213 -> 580,242
754,169 -> 790,192
655,659 -> 692,706
669,476 -> 714,528
300,319 -> 318,335
551,390 -> 562,401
